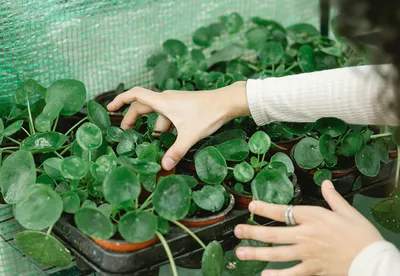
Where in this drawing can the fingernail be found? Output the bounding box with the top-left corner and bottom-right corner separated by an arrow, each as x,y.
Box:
248,202 -> 256,212
234,226 -> 242,238
106,102 -> 114,109
324,180 -> 335,189
163,156 -> 176,171
236,248 -> 246,260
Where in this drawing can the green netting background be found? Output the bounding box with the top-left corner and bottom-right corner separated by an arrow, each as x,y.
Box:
0,0 -> 322,274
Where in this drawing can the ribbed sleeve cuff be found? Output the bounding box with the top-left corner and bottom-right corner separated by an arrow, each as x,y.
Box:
246,79 -> 269,126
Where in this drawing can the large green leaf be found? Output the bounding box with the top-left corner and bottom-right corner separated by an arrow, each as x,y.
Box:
88,100 -> 111,132
103,166 -> 141,207
45,79 -> 86,116
298,45 -> 316,72
208,44 -> 245,68
260,42 -> 284,67
339,132 -> 363,157
60,156 -> 89,180
0,150 -> 36,204
15,231 -> 72,267
163,39 -> 187,58
281,122 -> 313,135
313,169 -> 332,186
233,162 -> 255,183
195,147 -> 227,185
216,139 -> 249,161
356,145 -> 381,177
287,23 -> 320,44
74,208 -> 114,240
76,122 -> 103,151
117,156 -> 161,175
14,184 -> 63,230
251,170 -> 294,204
192,185 -> 225,212
371,198 -> 400,233
118,211 -> 158,243
21,132 -> 66,153
248,131 -> 271,155
202,241 -> 224,276
316,117 -> 347,137
270,152 -> 294,175
319,134 -> 336,159
153,175 -> 191,220
293,137 -> 324,169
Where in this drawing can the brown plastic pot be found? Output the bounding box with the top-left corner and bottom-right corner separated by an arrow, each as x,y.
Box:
270,136 -> 304,155
179,194 -> 235,227
139,167 -> 176,201
92,236 -> 158,253
226,174 -> 298,210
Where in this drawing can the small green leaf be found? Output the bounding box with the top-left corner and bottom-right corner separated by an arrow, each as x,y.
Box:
192,185 -> 225,212
320,46 -> 342,57
117,156 -> 161,175
251,170 -> 294,204
146,52 -> 168,68
216,139 -> 249,161
153,60 -> 178,88
138,144 -> 157,162
196,130 -> 247,156
246,27 -> 268,50
191,49 -> 206,62
270,152 -> 294,175
287,23 -> 320,44
164,78 -> 181,90
88,100 -> 111,132
362,128 -> 374,144
315,51 -> 339,71
103,167 -> 141,207
233,183 -> 246,194
325,155 -> 338,168
139,173 -> 157,192
316,117 -> 347,137
75,208 -> 114,239
118,211 -> 158,243
15,79 -> 44,104
43,158 -> 64,181
35,100 -> 63,133
260,42 -> 284,67
313,169 -> 332,186
36,174 -> 55,187
179,60 -> 197,81
153,175 -> 191,220
60,156 -> 89,180
281,122 -> 313,135
21,132 -> 66,153
106,126 -> 124,143
195,147 -> 228,185
82,200 -> 96,209
15,231 -> 72,267
265,161 -> 289,176
178,175 -> 199,189
319,134 -> 336,159
117,139 -> 136,156
76,122 -> 103,151
340,132 -> 363,157
157,216 -> 170,235
248,131 -> 271,155
220,12 -> 244,34
208,44 -> 245,68
2,120 -> 23,137
371,199 -> 400,233
160,132 -> 176,149
77,190 -> 89,202
90,155 -> 116,182
62,191 -> 81,214
373,139 -> 390,164
98,203 -> 112,217
202,241 -> 224,276
294,137 -> 324,169
55,182 -> 70,194
353,176 -> 362,191
233,162 -> 255,183
298,45 -> 316,73
163,39 -> 187,58
356,145 -> 381,177
227,60 -> 252,77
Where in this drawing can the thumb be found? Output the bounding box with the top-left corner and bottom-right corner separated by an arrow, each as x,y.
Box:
321,180 -> 353,213
161,134 -> 195,171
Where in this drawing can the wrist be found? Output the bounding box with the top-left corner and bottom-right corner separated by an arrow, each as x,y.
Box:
220,81 -> 251,121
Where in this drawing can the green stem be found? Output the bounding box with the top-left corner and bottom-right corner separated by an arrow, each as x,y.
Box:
284,62 -> 298,73
1,146 -> 19,151
156,232 -> 178,276
65,117 -> 87,136
261,152 -> 266,163
227,167 -> 234,171
272,64 -> 275,72
88,150 -> 92,162
60,145 -> 72,156
134,197 -> 138,210
52,115 -> 59,132
4,136 -> 21,145
138,193 -> 154,211
36,169 -> 46,174
248,63 -> 261,71
370,133 -> 392,139
250,212 -> 255,221
396,146 -> 400,188
46,224 -> 54,235
6,106 -> 16,122
54,151 -> 64,159
21,127 -> 31,136
170,220 -> 206,249
26,99 -> 35,135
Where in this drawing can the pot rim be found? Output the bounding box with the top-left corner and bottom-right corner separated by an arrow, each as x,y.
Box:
92,235 -> 158,246
180,193 -> 235,223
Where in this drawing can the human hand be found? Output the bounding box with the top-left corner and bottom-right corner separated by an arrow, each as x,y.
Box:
234,181 -> 384,276
107,81 -> 250,171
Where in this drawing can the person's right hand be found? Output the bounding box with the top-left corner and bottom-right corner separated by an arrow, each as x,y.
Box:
107,81 -> 250,171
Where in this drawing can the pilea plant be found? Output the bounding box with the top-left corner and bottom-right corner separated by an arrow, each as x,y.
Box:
0,78 -> 232,276
292,117 -> 394,185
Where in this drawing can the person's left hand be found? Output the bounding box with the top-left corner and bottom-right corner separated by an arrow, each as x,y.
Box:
234,181 -> 384,276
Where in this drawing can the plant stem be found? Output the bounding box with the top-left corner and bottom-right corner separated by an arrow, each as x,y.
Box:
138,193 -> 154,211
47,224 -> 54,235
1,146 -> 19,151
155,232 -> 178,276
261,152 -> 266,163
26,100 -> 35,135
6,106 -> 16,122
36,169 -> 46,174
248,63 -> 261,71
370,133 -> 392,139
52,116 -> 59,132
65,117 -> 87,136
170,220 -> 206,249
285,62 -> 298,72
272,64 -> 275,72
88,150 -> 92,162
54,151 -> 64,159
395,146 -> 400,188
60,145 -> 72,156
134,197 -> 138,210
4,136 -> 21,145
250,212 -> 255,221
227,167 -> 234,171
21,127 -> 31,136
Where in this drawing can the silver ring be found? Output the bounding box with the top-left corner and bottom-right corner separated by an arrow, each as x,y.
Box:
284,205 -> 296,226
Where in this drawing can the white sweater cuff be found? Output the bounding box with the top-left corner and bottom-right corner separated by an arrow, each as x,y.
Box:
246,79 -> 269,126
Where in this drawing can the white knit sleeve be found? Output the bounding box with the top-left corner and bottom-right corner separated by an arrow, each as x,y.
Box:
349,241 -> 400,276
246,65 -> 398,126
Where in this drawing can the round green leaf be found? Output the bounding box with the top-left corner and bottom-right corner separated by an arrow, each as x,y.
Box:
194,147 -> 228,185
117,156 -> 161,175
76,122 -> 103,151
74,208 -> 114,240
71,138 -> 107,162
0,150 -> 36,204
146,52 -> 168,68
353,176 -> 362,191
313,169 -> 332,186
298,45 -> 316,73
227,60 -> 252,77
45,79 -> 86,116
97,203 -> 112,217
281,122 -> 313,135
293,137 -> 324,169
202,241 -> 224,276
153,60 -> 178,88
177,175 -> 199,189
82,200 -> 97,209
21,132 -> 66,153
103,167 -> 141,207
371,199 -> 400,233
325,155 -> 338,168
61,156 -> 89,180
287,23 -> 320,44
160,132 -> 176,149
216,139 -> 249,161
163,39 -> 187,58
43,158 -> 64,181
15,231 -> 72,267
14,184 -> 63,230
319,134 -> 336,159
179,60 -> 197,81
77,190 -> 89,202
55,182 -> 70,194
193,27 -> 213,47
233,162 -> 255,183
315,51 -> 339,71
251,170 -> 294,204
248,131 -> 271,155
138,143 -> 157,162
316,117 -> 347,137
88,100 -> 111,132
15,79 -> 44,104
191,50 -> 206,63
373,140 -> 390,164
106,126 -> 124,143
260,42 -> 284,66
356,145 -> 381,177
208,44 -> 245,68
220,12 -> 244,34
62,192 -> 81,214
270,152 -> 294,175
139,173 -> 157,192
157,216 -> 170,235
2,120 -> 23,137
36,174 -> 55,187
117,139 -> 136,156
90,155 -> 115,182
35,100 -> 63,133
246,27 -> 268,50
265,161 -> 288,176
340,132 -> 363,157
192,185 -> 225,212
153,175 -> 191,220
164,78 -> 181,90
118,211 -> 158,243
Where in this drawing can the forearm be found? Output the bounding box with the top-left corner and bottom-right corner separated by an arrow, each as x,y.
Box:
349,241 -> 400,276
246,65 -> 399,126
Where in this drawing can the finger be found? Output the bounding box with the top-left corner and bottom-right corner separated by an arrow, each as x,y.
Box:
236,245 -> 301,262
120,102 -> 153,130
248,201 -> 323,224
261,263 -> 313,276
161,134 -> 196,171
234,225 -> 301,244
321,180 -> 353,213
107,86 -> 159,111
153,115 -> 172,133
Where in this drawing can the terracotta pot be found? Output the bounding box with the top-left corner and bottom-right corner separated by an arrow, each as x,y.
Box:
270,136 -> 304,155
92,236 -> 158,252
389,150 -> 398,159
179,194 -> 235,227
139,167 -> 176,201
226,174 -> 298,210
